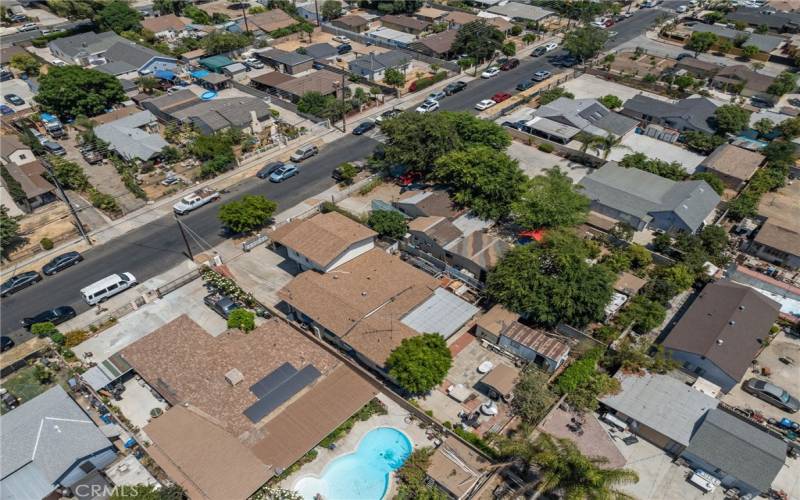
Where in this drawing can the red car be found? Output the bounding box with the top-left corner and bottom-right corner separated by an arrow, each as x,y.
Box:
604,19 -> 614,27
500,58 -> 519,70
492,92 -> 512,103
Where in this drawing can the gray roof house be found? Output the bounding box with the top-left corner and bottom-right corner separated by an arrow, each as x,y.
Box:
256,48 -> 314,75
726,6 -> 800,33
142,90 -> 272,135
601,372 -> 719,453
304,43 -> 338,60
686,23 -> 785,53
95,40 -> 178,76
681,409 -> 786,496
621,95 -> 719,134
487,3 -> 556,22
520,97 -> 638,144
0,386 -> 117,499
578,162 -> 720,233
349,50 -> 411,81
94,110 -> 168,162
48,31 -> 122,65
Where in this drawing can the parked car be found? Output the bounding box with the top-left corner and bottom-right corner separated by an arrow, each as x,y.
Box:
173,188 -> 220,215
375,108 -> 402,123
42,141 -> 66,156
443,81 -> 467,95
500,58 -> 520,70
532,46 -> 547,57
0,336 -> 14,353
352,120 -> 376,135
290,144 -> 318,162
415,99 -> 439,113
532,70 -> 552,82
1,271 -> 42,297
4,94 -> 24,106
17,23 -> 38,32
161,175 -> 180,186
491,92 -> 512,103
50,58 -> 66,66
502,120 -> 526,129
428,90 -> 446,101
558,55 -> 578,67
788,98 -> 800,107
481,66 -> 500,78
0,70 -> 13,81
21,306 -> 77,329
676,5 -> 688,12
676,52 -> 693,61
269,163 -> 299,182
475,99 -> 497,111
337,44 -> 352,55
516,80 -> 535,91
545,42 -> 558,51
243,58 -> 264,69
0,105 -> 14,115
608,30 -> 618,38
204,292 -> 240,319
333,35 -> 351,44
42,251 -> 83,276
256,161 -> 284,179
750,97 -> 773,109
743,378 -> 800,413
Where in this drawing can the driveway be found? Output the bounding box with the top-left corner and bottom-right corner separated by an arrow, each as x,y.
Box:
2,79 -> 35,113
507,141 -> 592,182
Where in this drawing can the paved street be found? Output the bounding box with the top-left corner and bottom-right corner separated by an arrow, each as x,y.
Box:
0,135 -> 378,341
0,4 -> 679,341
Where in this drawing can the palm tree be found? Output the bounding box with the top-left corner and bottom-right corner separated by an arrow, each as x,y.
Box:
494,433 -> 639,499
579,133 -> 630,160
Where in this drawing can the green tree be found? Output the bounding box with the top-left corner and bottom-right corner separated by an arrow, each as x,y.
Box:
682,131 -> 726,154
48,157 -> 91,191
0,205 -> 22,260
687,31 -> 717,54
555,348 -> 619,411
433,145 -> 527,219
510,366 -> 556,425
513,167 -> 589,230
778,116 -> 800,139
740,44 -> 759,59
501,41 -> 517,56
691,172 -> 725,195
619,152 -> 687,180
321,0 -> 342,19
335,162 -> 358,184
538,87 -> 574,105
753,117 -> 775,137
387,333 -> 452,395
453,20 -> 505,63
673,74 -> 695,91
713,104 -> 751,134
579,133 -> 629,160
487,231 -> 615,327
35,66 -> 125,119
563,26 -> 608,62
395,448 -> 448,500
10,53 -> 41,76
627,243 -> 652,269
296,91 -> 330,116
31,321 -> 59,338
763,139 -> 796,164
153,0 -> 185,15
599,94 -> 623,109
183,4 -> 211,23
218,195 -> 278,234
227,309 -> 255,332
367,210 -> 407,239
202,31 -> 251,55
768,71 -> 797,96
618,295 -> 666,334
137,76 -> 160,94
96,0 -> 142,33
383,67 -> 406,87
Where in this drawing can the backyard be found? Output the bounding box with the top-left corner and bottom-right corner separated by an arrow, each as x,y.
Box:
0,362 -> 70,414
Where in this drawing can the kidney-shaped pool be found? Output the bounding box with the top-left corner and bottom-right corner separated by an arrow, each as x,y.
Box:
294,427 -> 412,500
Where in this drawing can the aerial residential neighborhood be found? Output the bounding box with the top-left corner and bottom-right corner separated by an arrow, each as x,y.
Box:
1,0 -> 799,499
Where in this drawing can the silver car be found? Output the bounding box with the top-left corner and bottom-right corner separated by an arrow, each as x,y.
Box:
743,378 -> 800,413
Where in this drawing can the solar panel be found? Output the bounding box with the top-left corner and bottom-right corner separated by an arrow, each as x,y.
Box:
249,362 -> 297,399
243,364 -> 321,423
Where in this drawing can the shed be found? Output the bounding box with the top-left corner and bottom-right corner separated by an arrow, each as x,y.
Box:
199,55 -> 234,73
256,49 -> 314,75
479,364 -> 519,401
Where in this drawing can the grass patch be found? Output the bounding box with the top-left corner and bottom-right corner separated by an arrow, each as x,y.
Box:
358,177 -> 383,196
0,364 -> 60,414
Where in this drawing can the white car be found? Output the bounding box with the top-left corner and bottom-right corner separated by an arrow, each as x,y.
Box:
545,42 -> 558,51
676,5 -> 688,12
17,23 -> 38,32
475,99 -> 497,111
333,35 -> 350,44
50,59 -> 66,66
415,100 -> 439,113
481,66 -> 500,78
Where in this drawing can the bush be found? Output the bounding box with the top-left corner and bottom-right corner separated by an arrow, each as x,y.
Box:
40,237 -> 54,250
89,189 -> 121,215
538,142 -> 554,153
367,210 -> 408,239
453,427 -> 499,459
31,322 -> 59,338
50,332 -> 66,345
227,309 -> 256,332
65,330 -> 89,348
409,71 -> 448,92
336,162 -> 359,185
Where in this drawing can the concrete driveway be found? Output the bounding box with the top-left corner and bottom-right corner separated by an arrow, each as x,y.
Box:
1,79 -> 35,112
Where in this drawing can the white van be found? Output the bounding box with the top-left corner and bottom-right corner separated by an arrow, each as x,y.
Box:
80,273 -> 137,305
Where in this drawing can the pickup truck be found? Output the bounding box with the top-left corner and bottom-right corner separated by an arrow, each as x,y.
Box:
173,188 -> 220,215
204,293 -> 240,319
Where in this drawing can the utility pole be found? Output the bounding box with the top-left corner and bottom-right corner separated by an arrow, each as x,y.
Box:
340,71 -> 347,132
314,0 -> 321,26
41,156 -> 91,245
241,1 -> 250,33
174,216 -> 194,261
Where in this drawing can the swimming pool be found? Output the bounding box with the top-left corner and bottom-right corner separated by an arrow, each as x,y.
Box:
294,427 -> 412,500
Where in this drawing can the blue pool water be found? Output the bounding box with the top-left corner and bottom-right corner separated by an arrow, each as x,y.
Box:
294,427 -> 412,500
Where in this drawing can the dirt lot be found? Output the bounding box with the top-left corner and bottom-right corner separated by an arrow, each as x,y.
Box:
5,202 -> 78,263
722,331 -> 800,422
609,51 -> 675,78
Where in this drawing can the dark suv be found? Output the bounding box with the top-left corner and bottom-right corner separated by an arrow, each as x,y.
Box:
1,271 -> 42,297
256,161 -> 284,179
22,306 -> 77,329
443,81 -> 467,95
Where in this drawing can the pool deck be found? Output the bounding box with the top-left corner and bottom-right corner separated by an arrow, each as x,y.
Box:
284,392 -> 432,498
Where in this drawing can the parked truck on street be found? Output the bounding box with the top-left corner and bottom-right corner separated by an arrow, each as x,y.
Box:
173,188 -> 220,215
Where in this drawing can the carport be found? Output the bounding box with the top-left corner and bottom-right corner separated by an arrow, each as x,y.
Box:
81,353 -> 133,391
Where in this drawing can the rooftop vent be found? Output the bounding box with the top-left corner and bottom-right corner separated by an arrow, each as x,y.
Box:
729,320 -> 736,326
361,291 -> 367,296
739,305 -> 745,310
225,368 -> 244,386
717,339 -> 724,345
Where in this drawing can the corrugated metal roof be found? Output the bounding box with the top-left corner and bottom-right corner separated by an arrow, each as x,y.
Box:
401,288 -> 479,339
500,322 -> 569,361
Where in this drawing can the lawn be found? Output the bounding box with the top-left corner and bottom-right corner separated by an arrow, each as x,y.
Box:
0,364 -> 64,414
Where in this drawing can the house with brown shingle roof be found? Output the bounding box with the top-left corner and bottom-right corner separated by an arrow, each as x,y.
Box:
381,14 -> 430,34
662,281 -> 780,392
445,10 -> 481,29
410,29 -> 458,58
122,315 -> 376,499
332,14 -> 370,32
711,65 -> 776,101
2,159 -> 57,212
699,144 -> 764,190
268,212 -> 376,272
141,14 -> 189,39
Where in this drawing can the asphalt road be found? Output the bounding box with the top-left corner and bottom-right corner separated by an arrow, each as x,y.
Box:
0,5 -> 680,342
0,135 -> 378,342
